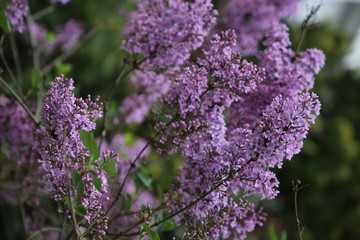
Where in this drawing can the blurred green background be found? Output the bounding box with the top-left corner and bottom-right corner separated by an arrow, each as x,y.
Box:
1,0 -> 360,239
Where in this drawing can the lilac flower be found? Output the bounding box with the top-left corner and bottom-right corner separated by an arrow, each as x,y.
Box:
56,20 -> 84,51
36,75 -> 107,238
5,0 -> 29,33
0,96 -> 36,165
228,23 -> 325,130
122,0 -> 217,69
28,23 -> 56,55
120,70 -> 171,123
221,0 -> 301,55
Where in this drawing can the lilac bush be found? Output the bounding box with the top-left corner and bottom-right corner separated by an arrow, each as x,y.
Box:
0,0 -> 325,239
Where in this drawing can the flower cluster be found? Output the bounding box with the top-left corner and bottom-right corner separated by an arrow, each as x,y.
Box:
0,96 -> 36,165
5,0 -> 29,33
36,75 -> 107,238
55,19 -> 84,51
155,24 -> 323,238
28,19 -> 84,56
120,70 -> 171,123
221,0 -> 301,55
122,0 -> 217,69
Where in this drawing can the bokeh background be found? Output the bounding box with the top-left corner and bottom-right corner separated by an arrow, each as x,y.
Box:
1,0 -> 360,239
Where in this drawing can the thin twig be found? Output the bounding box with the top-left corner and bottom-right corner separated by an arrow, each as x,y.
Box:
293,179 -> 309,240
295,5 -> 321,53
32,4 -> 55,21
25,227 -> 62,240
10,33 -> 24,88
41,23 -> 102,76
0,76 -> 39,126
0,35 -> 23,95
110,170 -> 243,238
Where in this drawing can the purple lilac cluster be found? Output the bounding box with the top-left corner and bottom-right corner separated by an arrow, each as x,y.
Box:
0,96 -> 36,165
55,19 -> 84,51
221,0 -> 301,55
36,75 -> 107,238
228,23 -> 325,130
120,70 -> 171,123
156,26 -> 323,238
5,0 -> 29,33
27,20 -> 84,56
122,0 -> 217,69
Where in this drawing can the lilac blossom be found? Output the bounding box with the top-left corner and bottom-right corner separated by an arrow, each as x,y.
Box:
0,96 -> 36,165
122,0 -> 217,69
36,75 -> 107,238
120,70 -> 171,123
5,0 -> 29,33
28,23 -> 56,55
154,25 -> 323,238
221,0 -> 301,55
228,23 -> 325,130
56,20 -> 84,51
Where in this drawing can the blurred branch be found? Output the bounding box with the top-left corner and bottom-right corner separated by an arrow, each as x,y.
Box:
296,5 -> 321,53
0,35 -> 23,95
293,179 -> 309,240
0,75 -> 39,127
25,227 -> 62,240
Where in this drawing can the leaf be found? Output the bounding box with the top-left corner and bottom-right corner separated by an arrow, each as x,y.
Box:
143,225 -> 160,240
280,231 -> 287,240
72,171 -> 81,185
76,205 -> 87,216
80,130 -> 100,167
160,219 -> 176,232
124,132 -> 135,146
268,224 -> 278,240
137,172 -> 152,188
76,180 -> 85,200
92,175 -> 102,191
102,158 -> 117,177
0,9 -> 11,33
31,69 -> 41,93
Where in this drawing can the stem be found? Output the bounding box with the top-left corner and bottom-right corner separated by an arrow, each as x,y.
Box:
99,56 -> 130,149
0,76 -> 39,127
41,24 -> 102,76
0,36 -> 23,95
67,180 -> 83,240
110,171 -> 242,238
25,227 -> 62,240
293,180 -> 308,240
26,14 -> 44,120
10,33 -> 24,87
295,5 -> 321,53
19,200 -> 28,236
32,5 -> 55,21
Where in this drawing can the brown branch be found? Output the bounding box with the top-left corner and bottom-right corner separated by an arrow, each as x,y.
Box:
293,179 -> 309,240
295,5 -> 321,53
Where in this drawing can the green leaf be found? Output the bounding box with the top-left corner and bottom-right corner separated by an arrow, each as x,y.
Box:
31,69 -> 41,93
80,130 -> 100,167
76,180 -> 85,200
124,132 -> 135,146
72,171 -> 81,185
92,175 -> 102,191
143,225 -> 160,240
160,219 -> 176,232
268,224 -> 278,240
76,205 -> 87,216
280,231 -> 287,240
137,172 -> 152,188
0,9 -> 11,33
102,158 -> 117,177
55,62 -> 72,76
